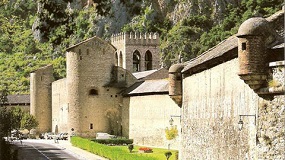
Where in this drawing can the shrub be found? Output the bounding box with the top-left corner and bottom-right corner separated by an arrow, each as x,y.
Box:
165,126 -> 178,140
165,151 -> 172,160
91,138 -> 133,145
128,144 -> 134,153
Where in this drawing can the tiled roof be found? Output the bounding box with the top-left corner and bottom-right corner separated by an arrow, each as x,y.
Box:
6,94 -> 30,105
123,79 -> 169,96
66,36 -> 116,51
182,35 -> 238,74
132,69 -> 158,80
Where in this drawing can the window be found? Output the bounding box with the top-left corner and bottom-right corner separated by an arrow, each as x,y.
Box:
115,52 -> 118,66
89,89 -> 98,95
133,50 -> 141,72
119,51 -> 123,67
242,42 -> 246,50
90,123 -> 93,129
145,50 -> 152,70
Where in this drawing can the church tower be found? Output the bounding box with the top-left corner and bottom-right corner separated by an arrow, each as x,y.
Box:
111,32 -> 160,73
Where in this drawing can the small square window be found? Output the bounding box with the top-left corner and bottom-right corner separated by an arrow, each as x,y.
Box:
89,89 -> 98,95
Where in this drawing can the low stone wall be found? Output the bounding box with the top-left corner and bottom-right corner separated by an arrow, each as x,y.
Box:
127,94 -> 181,150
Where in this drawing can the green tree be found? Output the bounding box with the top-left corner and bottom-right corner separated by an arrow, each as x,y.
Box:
10,107 -> 24,130
0,107 -> 12,137
21,114 -> 39,134
0,83 -> 9,107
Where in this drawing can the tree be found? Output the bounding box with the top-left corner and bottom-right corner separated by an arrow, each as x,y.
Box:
0,107 -> 12,137
0,83 -> 8,107
10,107 -> 24,130
21,114 -> 39,134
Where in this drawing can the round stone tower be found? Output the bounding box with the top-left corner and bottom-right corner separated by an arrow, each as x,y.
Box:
237,17 -> 275,90
30,65 -> 53,133
66,36 -> 117,136
169,64 -> 185,107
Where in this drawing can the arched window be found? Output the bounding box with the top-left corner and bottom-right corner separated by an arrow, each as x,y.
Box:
133,50 -> 140,72
89,89 -> 98,95
145,50 -> 152,70
115,52 -> 118,66
119,51 -> 123,67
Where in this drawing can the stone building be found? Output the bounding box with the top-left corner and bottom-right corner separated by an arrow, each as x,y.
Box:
30,9 -> 284,158
31,32 -> 181,149
169,9 -> 284,159
5,94 -> 30,112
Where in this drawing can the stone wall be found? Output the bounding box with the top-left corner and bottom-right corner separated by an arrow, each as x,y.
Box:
181,58 -> 259,159
126,94 -> 181,149
257,95 -> 285,159
52,78 -> 68,133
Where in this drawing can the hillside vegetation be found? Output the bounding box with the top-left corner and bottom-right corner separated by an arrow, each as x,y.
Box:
0,0 -> 283,94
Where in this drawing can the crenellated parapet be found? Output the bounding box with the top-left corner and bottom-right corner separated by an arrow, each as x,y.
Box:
110,32 -> 159,45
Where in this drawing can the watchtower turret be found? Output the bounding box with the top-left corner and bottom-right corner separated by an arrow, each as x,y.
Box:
237,17 -> 275,90
169,64 -> 185,107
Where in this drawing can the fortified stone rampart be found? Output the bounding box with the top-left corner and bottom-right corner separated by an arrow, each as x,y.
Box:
181,58 -> 258,159
176,9 -> 284,160
30,65 -> 53,133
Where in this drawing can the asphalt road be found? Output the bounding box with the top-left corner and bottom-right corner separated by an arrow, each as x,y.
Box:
13,140 -> 80,160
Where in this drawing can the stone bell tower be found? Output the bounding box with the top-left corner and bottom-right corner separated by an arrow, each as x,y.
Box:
111,32 -> 160,73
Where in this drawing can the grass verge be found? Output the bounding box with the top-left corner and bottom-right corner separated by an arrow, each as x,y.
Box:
71,136 -> 178,160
